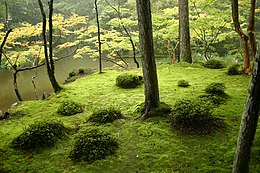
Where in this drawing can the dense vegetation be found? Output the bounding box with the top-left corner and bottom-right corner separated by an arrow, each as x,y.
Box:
1,62 -> 259,172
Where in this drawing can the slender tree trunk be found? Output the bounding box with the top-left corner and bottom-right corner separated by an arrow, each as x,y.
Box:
232,44 -> 260,173
38,0 -> 61,93
0,29 -> 12,68
248,0 -> 257,59
13,70 -> 23,101
231,0 -> 255,74
94,0 -> 102,74
179,0 -> 192,63
48,0 -> 62,92
136,0 -> 159,118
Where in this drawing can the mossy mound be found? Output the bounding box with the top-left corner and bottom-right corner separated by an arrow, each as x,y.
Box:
69,128 -> 119,163
203,59 -> 225,69
116,73 -> 143,89
177,80 -> 190,87
170,98 -> 225,134
57,101 -> 84,116
87,108 -> 123,124
11,120 -> 70,151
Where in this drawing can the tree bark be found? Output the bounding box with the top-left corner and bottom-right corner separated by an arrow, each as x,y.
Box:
38,0 -> 61,93
179,0 -> 192,63
231,0 -> 255,74
248,0 -> 257,59
136,0 -> 159,118
13,69 -> 23,101
94,0 -> 103,74
0,29 -> 12,68
232,44 -> 260,173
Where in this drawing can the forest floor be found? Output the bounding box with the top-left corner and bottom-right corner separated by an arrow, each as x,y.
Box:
1,61 -> 260,173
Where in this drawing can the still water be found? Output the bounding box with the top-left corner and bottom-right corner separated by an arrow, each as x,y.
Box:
0,57 -> 137,112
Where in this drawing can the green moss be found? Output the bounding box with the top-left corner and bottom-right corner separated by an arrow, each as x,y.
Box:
0,63 -> 253,173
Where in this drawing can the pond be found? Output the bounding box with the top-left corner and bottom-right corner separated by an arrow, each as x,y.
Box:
0,56 -> 139,112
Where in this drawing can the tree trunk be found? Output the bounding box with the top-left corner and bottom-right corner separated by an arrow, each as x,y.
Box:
0,29 -> 12,68
232,44 -> 260,173
38,0 -> 61,93
179,0 -> 192,63
231,0 -> 255,75
13,70 -> 23,101
94,0 -> 103,74
48,0 -> 62,93
248,0 -> 257,59
136,0 -> 159,118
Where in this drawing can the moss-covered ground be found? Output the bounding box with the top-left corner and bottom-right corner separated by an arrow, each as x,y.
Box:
1,62 -> 260,173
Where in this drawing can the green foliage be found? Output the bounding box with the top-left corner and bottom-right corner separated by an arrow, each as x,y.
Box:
68,70 -> 77,78
171,98 -> 214,126
57,101 -> 84,116
116,74 -> 143,89
69,127 -> 119,163
227,64 -> 241,75
177,80 -> 190,87
11,120 -> 70,151
205,82 -> 226,95
203,59 -> 225,69
199,94 -> 228,106
87,108 -> 123,124
78,68 -> 85,74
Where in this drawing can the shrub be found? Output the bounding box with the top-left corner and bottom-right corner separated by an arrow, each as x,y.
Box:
57,101 -> 84,116
87,108 -> 123,124
199,94 -> 227,106
177,80 -> 190,87
116,74 -> 142,89
203,59 -> 225,69
11,120 -> 70,150
69,127 -> 119,163
205,82 -> 226,95
68,70 -> 76,78
136,102 -> 172,118
171,99 -> 214,126
227,64 -> 241,75
78,68 -> 85,74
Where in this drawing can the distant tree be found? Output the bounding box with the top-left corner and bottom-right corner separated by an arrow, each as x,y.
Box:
179,0 -> 192,63
232,44 -> 260,173
136,0 -> 159,119
38,0 -> 62,93
231,0 -> 257,74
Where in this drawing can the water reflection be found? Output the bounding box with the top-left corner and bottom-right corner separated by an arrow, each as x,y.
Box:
0,57 -> 137,111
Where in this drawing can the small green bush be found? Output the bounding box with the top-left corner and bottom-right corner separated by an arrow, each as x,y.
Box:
87,108 -> 123,124
11,120 -> 70,150
69,127 -> 119,163
68,70 -> 76,78
177,80 -> 190,87
227,64 -> 241,75
57,101 -> 84,116
199,94 -> 227,106
171,99 -> 214,126
205,82 -> 226,95
78,68 -> 85,74
116,74 -> 143,89
203,59 -> 225,69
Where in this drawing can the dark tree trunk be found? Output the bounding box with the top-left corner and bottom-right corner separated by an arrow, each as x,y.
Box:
94,0 -> 103,74
136,0 -> 159,118
13,70 -> 23,101
0,29 -> 12,68
48,0 -> 62,92
232,44 -> 260,173
38,0 -> 61,93
179,0 -> 192,63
